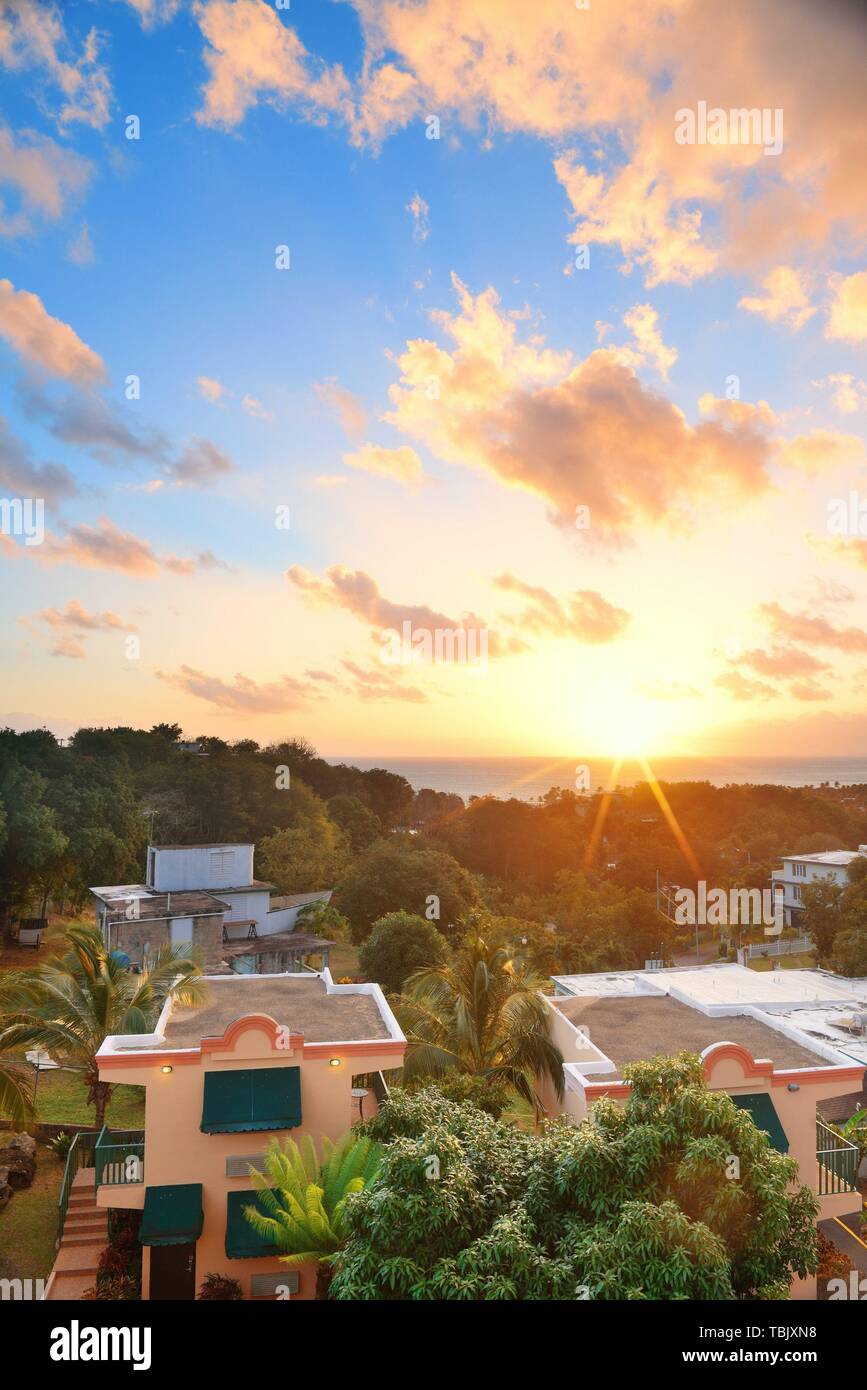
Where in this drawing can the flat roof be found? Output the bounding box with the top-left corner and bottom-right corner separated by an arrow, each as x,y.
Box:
100,890 -> 228,922
150,843 -> 254,851
149,975 -> 392,1049
782,851 -> 861,866
555,995 -> 827,1076
552,964 -> 857,1011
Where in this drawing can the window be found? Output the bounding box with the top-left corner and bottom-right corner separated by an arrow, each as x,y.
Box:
792,862 -> 807,877
201,1067 -> 301,1133
209,849 -> 235,882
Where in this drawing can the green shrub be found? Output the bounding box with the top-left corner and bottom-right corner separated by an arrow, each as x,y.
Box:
46,1130 -> 74,1161
198,1273 -> 243,1300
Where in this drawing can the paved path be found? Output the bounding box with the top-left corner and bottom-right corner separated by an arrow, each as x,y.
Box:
820,1213 -> 867,1275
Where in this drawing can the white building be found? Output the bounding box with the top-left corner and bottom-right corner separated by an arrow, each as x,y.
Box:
771,848 -> 866,927
91,843 -> 332,972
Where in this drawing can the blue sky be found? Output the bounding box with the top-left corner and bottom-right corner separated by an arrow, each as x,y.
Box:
2,1 -> 867,757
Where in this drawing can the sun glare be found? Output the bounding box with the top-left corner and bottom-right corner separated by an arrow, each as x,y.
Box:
583,688 -> 674,761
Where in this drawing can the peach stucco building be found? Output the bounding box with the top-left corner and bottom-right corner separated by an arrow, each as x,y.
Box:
94,970 -> 405,1300
541,963 -> 867,1299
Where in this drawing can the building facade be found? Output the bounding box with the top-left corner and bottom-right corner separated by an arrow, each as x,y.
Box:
771,848 -> 865,927
94,971 -> 405,1300
91,843 -> 333,974
543,963 -> 867,1299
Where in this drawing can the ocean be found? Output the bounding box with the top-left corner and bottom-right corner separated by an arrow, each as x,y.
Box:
326,756 -> 867,803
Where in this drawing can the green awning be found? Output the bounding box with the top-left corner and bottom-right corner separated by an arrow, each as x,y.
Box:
140,1184 -> 203,1247
732,1092 -> 789,1153
201,1066 -> 302,1134
226,1189 -> 280,1260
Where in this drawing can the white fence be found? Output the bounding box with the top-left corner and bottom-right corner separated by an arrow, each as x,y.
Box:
745,934 -> 812,960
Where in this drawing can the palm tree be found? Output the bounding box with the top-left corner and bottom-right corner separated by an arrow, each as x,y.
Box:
397,934 -> 565,1111
0,1059 -> 34,1127
244,1132 -> 382,1299
0,924 -> 205,1126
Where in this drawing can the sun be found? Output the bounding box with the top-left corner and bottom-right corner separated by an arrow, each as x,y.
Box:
582,686 -> 675,761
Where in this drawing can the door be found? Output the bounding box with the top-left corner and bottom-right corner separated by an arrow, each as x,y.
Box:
149,1242 -> 197,1300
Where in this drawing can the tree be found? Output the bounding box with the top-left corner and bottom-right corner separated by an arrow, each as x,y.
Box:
802,878 -> 844,962
0,1058 -> 34,1126
259,790 -> 349,893
0,925 -> 204,1126
326,794 -> 382,853
244,1132 -> 382,1299
397,934 -> 564,1106
335,840 -> 479,943
331,1058 -> 820,1301
359,912 -> 448,994
0,760 -> 67,940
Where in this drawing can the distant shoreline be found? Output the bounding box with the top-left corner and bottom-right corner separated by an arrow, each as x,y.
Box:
325,755 -> 867,802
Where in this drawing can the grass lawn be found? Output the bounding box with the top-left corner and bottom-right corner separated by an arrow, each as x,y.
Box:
328,940 -> 362,979
1,1068 -> 145,1129
0,1142 -> 63,1284
748,951 -> 818,972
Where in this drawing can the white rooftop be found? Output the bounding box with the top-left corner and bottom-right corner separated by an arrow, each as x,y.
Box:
553,963 -> 858,1008
780,851 -> 863,866
551,964 -> 867,1071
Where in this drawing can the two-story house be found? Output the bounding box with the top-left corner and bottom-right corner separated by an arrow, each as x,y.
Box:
89,970 -> 405,1300
543,963 -> 867,1299
771,848 -> 865,927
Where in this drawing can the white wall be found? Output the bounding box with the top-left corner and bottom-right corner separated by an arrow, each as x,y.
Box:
150,844 -> 255,892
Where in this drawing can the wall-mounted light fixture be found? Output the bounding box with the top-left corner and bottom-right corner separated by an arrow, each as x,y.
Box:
787,1082 -> 799,1092
161,1064 -> 173,1074
329,1058 -> 341,1068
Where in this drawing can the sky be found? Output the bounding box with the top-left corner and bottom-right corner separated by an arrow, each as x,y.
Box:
1,0 -> 867,760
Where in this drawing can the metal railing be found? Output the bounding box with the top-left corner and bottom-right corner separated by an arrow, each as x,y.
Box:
57,1130 -> 98,1243
94,1127 -> 145,1190
816,1119 -> 859,1195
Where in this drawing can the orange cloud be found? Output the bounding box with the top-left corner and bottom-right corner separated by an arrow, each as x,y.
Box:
156,664 -> 320,713
287,563 -> 526,659
384,276 -> 773,540
21,516 -> 230,577
0,279 -> 104,384
315,378 -> 368,440
738,266 -> 816,332
0,3 -> 112,129
826,270 -> 867,344
494,572 -> 630,644
193,0 -> 350,130
714,671 -> 776,702
0,125 -> 92,236
758,601 -> 867,653
342,442 -> 425,487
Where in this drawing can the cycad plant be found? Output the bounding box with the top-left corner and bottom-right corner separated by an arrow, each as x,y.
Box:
244,1132 -> 382,1298
0,923 -> 205,1126
397,934 -> 564,1114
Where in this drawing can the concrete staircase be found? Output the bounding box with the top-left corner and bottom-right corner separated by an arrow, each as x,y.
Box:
45,1167 -> 109,1300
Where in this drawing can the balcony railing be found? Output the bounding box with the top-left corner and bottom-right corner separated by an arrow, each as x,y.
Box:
816,1119 -> 859,1196
94,1126 -> 145,1190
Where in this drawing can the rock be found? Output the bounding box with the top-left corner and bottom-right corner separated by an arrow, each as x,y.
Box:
0,1132 -> 37,1189
0,1168 -> 12,1211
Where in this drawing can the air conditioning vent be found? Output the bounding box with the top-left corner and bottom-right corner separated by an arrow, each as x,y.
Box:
225,1154 -> 267,1177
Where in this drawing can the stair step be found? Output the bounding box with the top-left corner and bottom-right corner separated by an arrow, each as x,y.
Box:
65,1218 -> 108,1236
61,1233 -> 106,1248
